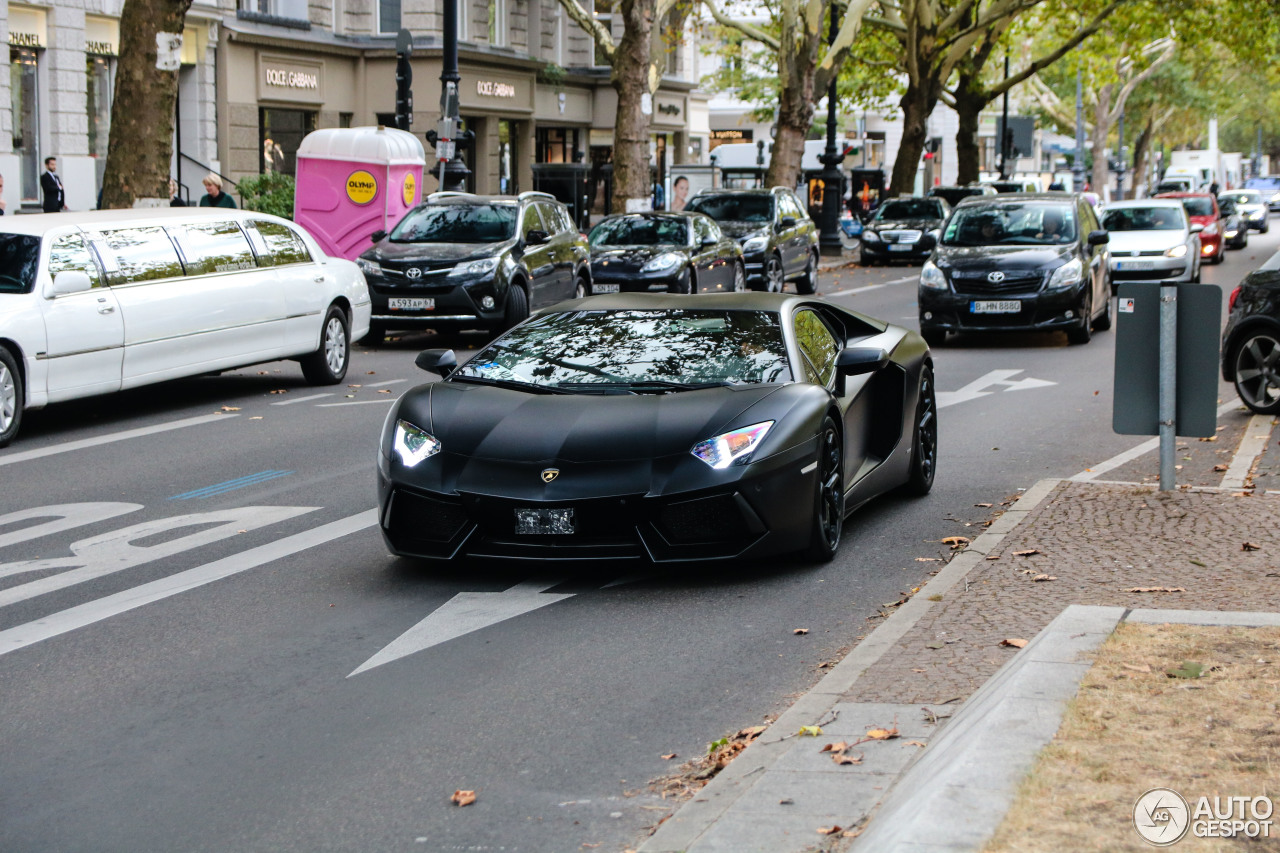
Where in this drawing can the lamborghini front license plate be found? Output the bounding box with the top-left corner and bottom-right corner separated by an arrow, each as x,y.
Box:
514,508 -> 575,535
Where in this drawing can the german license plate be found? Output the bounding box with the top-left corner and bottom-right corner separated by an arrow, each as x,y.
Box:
971,300 -> 1021,314
388,297 -> 434,310
888,244 -> 913,252
593,284 -> 620,294
1116,261 -> 1153,271
514,508 -> 575,535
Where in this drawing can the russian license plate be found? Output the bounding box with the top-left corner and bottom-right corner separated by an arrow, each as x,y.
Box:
1116,261 -> 1153,271
888,244 -> 913,252
971,300 -> 1021,314
388,297 -> 434,310
593,284 -> 620,294
514,508 -> 575,535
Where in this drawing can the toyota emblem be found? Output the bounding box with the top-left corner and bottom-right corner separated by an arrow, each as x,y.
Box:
541,468 -> 560,483
405,267 -> 423,280
986,271 -> 1006,283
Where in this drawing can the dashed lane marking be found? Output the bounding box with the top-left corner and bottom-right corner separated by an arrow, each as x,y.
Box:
0,414 -> 234,468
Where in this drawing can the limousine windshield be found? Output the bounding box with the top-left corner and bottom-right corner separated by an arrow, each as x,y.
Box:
390,203 -> 517,244
0,234 -> 41,294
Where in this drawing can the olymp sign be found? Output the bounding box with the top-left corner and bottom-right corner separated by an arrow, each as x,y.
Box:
347,171 -> 378,205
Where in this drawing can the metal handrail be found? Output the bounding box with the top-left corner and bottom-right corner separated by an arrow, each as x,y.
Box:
179,152 -> 238,194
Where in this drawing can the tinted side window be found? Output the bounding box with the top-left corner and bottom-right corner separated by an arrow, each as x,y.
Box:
522,204 -> 546,237
537,202 -> 566,235
793,309 -> 839,387
780,194 -> 804,221
170,221 -> 257,276
252,221 -> 312,266
47,233 -> 103,288
96,227 -> 185,284
693,217 -> 712,244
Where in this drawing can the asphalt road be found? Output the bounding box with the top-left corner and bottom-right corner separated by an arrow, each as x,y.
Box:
2,225 -> 1276,853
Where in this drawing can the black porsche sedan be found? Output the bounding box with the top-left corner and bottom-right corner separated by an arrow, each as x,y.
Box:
377,293 -> 936,564
918,194 -> 1112,346
587,212 -> 745,294
859,196 -> 950,264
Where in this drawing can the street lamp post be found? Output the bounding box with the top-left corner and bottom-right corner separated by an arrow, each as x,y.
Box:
817,7 -> 844,257
1115,109 -> 1125,201
1073,70 -> 1086,191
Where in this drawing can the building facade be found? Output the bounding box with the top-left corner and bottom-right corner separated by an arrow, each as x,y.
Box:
2,0 -> 712,214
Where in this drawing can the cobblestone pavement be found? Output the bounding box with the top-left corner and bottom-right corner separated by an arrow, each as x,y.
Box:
848,479 -> 1280,706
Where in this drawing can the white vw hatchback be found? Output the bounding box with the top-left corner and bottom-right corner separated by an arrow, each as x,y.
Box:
0,208 -> 371,447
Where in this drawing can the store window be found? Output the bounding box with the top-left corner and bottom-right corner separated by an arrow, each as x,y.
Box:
260,108 -> 317,176
498,120 -> 518,194
536,128 -> 579,164
378,0 -> 400,34
239,0 -> 308,21
87,56 -> 113,183
10,47 -> 40,202
488,0 -> 507,46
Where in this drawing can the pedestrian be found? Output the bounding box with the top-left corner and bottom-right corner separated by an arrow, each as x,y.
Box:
1209,180 -> 1220,196
671,175 -> 689,212
199,173 -> 237,208
170,179 -> 186,207
0,173 -> 6,216
41,157 -> 67,213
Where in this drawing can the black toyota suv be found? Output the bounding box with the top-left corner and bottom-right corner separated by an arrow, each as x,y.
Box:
357,191 -> 591,341
684,186 -> 819,293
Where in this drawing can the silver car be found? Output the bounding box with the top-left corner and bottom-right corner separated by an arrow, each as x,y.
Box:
1101,199 -> 1202,291
1218,189 -> 1270,233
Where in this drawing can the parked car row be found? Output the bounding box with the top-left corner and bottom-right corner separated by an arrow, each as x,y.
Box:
357,187 -> 821,342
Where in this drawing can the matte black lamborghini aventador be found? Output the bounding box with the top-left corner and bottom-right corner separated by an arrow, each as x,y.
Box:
376,293 -> 937,563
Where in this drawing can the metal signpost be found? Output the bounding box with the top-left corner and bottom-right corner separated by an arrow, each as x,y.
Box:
1113,281 -> 1222,490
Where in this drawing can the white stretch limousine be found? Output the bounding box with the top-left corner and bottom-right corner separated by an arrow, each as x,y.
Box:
0,208 -> 371,447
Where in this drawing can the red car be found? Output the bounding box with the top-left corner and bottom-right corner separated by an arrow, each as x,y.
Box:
1156,192 -> 1224,264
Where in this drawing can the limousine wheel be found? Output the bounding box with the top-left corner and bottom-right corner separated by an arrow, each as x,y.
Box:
301,306 -> 350,385
0,347 -> 21,448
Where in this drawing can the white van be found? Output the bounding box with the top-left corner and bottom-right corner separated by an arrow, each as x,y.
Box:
0,208 -> 371,447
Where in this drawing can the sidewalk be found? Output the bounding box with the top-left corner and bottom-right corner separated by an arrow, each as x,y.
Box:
640,403 -> 1280,852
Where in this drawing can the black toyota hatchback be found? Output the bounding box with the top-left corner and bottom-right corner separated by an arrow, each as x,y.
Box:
859,196 -> 950,264
918,194 -> 1112,346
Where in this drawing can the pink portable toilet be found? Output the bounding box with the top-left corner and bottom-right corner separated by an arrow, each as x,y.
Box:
294,126 -> 426,261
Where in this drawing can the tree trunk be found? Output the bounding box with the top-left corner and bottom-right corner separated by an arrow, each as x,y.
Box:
766,21 -> 820,189
609,0 -> 655,213
953,78 -> 984,186
1090,84 -> 1113,197
888,76 -> 939,198
1130,116 -> 1154,199
100,0 -> 193,208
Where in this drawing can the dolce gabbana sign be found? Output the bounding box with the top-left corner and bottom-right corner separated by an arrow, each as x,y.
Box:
258,55 -> 324,104
477,80 -> 517,98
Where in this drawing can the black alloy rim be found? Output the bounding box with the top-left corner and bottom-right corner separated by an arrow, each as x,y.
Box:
916,370 -> 938,484
817,424 -> 843,551
1235,334 -> 1280,409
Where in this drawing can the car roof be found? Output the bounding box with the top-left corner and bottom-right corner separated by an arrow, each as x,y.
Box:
1103,199 -> 1187,210
0,207 -> 277,237
424,191 -> 558,206
953,192 -> 1079,207
1154,191 -> 1213,199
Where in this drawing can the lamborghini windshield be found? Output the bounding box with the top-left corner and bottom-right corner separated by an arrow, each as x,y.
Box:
453,309 -> 793,389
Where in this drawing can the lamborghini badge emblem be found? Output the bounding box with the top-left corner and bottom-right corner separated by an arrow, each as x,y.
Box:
541,468 -> 560,483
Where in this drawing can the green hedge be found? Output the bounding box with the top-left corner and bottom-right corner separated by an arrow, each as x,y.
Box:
237,173 -> 295,219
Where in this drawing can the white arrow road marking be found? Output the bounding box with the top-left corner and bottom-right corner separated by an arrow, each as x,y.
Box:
936,369 -> 1057,409
0,509 -> 377,658
349,580 -> 576,677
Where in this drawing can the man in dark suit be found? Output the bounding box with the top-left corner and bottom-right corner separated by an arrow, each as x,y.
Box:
41,157 -> 66,213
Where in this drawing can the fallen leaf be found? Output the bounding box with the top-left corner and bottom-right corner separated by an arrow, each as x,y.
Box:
1166,661 -> 1204,680
1125,586 -> 1187,593
797,725 -> 823,737
912,667 -> 927,673
450,790 -> 477,807
974,502 -> 993,507
347,384 -> 362,388
1242,542 -> 1261,551
941,536 -> 970,549
661,753 -> 677,760
1199,436 -> 1219,442
915,557 -> 941,562
582,844 -> 600,849
1001,638 -> 1028,648
366,371 -> 376,375
220,406 -> 240,412
793,628 -> 809,635
738,725 -> 767,738
925,642 -> 943,649
1012,548 -> 1041,557
842,827 -> 865,838
905,740 -> 927,747
817,825 -> 843,836
779,798 -> 794,805
820,741 -> 850,753
986,554 -> 1000,560
1189,558 -> 1206,567
832,752 -> 862,765
377,389 -> 392,394
1032,574 -> 1058,582
257,371 -> 270,375
1213,464 -> 1229,472
865,727 -> 899,740
1121,663 -> 1152,673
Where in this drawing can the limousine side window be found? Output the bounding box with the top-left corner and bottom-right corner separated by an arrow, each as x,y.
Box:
96,227 -> 185,284
0,234 -> 41,294
170,221 -> 257,276
251,221 -> 312,267
47,234 -> 103,289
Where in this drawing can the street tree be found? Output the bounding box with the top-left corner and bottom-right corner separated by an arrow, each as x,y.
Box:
947,0 -> 1125,185
700,0 -> 878,188
556,0 -> 686,212
99,0 -> 193,208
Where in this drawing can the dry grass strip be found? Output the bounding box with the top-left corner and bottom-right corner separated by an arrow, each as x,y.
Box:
986,623 -> 1280,852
